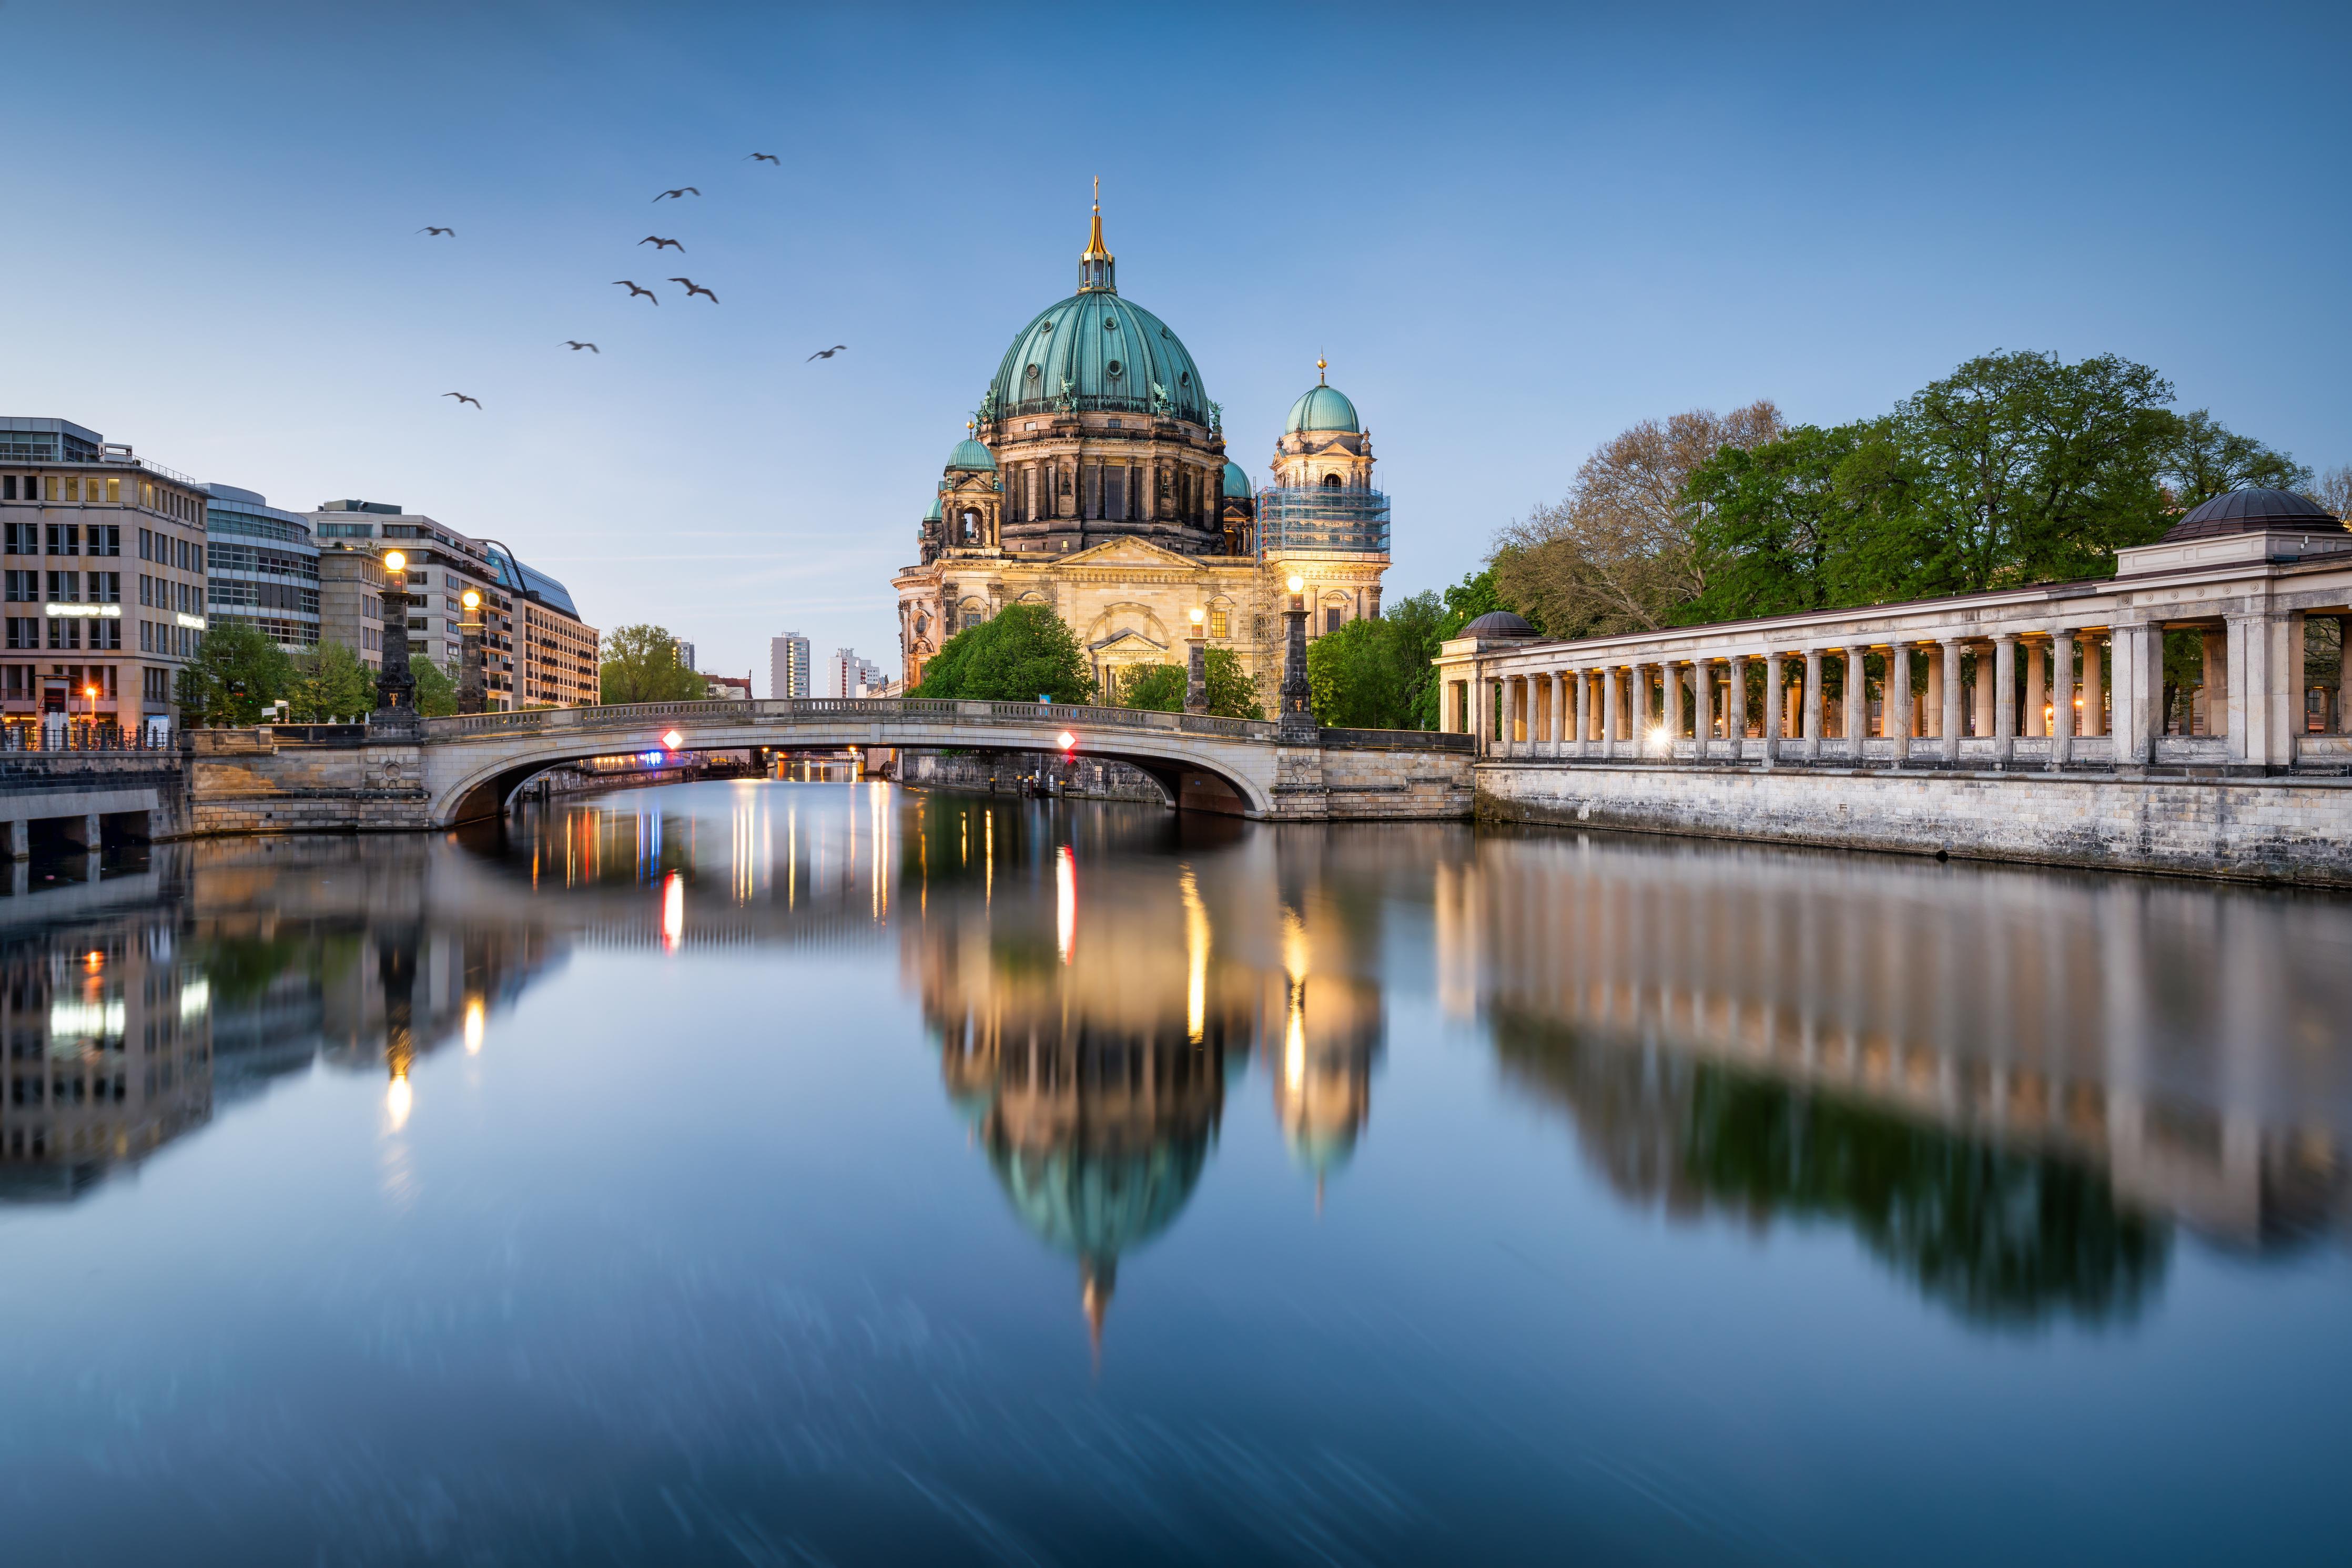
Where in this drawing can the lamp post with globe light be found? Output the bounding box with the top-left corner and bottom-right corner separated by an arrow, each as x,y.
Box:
457,587 -> 485,715
1278,573 -> 1316,742
372,548 -> 420,735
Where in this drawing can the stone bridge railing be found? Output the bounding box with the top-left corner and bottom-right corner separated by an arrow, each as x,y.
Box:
422,698 -> 1285,744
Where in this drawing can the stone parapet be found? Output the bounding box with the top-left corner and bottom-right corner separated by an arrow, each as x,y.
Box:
1475,759 -> 2352,884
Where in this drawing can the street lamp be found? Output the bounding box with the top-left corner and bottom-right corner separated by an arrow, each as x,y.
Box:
1278,573 -> 1314,741
372,548 -> 420,734
458,586 -> 485,714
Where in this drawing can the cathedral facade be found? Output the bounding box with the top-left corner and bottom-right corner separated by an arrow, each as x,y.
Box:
894,198 -> 1392,707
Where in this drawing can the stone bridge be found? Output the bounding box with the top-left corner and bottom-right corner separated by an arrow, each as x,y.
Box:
185,698 -> 1475,834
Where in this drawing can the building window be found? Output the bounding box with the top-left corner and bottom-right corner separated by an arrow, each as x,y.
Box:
1325,607 -> 1343,635
3,572 -> 29,603
1208,609 -> 1228,639
4,522 -> 34,554
105,477 -> 120,503
5,618 -> 35,650
48,618 -> 78,650
89,525 -> 120,556
46,524 -> 78,556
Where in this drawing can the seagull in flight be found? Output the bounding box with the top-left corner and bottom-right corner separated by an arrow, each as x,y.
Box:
639,235 -> 684,251
747,152 -> 779,164
561,341 -> 599,353
806,345 -> 848,361
612,280 -> 659,304
443,393 -> 482,408
652,187 -> 700,202
668,277 -> 718,303
417,227 -> 454,236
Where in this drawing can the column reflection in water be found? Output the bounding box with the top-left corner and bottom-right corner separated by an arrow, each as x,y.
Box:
1437,826 -> 2352,1326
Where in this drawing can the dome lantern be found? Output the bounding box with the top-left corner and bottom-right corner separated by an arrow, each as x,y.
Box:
1078,177 -> 1116,294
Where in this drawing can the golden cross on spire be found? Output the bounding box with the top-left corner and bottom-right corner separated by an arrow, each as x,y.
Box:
1317,353 -> 1327,385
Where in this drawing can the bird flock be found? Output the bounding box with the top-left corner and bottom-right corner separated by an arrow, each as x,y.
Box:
424,154 -> 842,411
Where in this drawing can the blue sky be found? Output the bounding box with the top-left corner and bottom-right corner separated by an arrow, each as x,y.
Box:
4,1 -> 2345,684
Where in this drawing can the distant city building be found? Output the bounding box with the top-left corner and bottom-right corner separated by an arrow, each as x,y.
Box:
316,547 -> 388,670
824,648 -> 885,698
769,632 -> 810,699
486,545 -> 597,708
0,416 -> 211,735
703,673 -> 751,700
303,501 -> 514,708
203,484 -> 320,652
674,639 -> 696,673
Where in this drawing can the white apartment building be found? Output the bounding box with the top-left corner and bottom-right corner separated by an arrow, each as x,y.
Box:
771,632 -> 811,699
303,501 -> 514,709
824,647 -> 886,698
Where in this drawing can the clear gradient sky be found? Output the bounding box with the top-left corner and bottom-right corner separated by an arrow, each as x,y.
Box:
4,1 -> 2345,684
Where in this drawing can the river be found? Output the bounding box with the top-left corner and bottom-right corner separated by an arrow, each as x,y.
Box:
2,780 -> 2347,1565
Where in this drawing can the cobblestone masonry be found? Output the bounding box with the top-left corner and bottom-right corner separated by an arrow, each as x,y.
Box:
1475,760 -> 2352,884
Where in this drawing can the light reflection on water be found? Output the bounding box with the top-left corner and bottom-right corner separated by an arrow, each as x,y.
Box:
0,780 -> 2347,1564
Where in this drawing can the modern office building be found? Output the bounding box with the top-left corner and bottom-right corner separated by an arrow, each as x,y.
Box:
203,484 -> 320,652
770,632 -> 810,699
316,546 -> 389,670
0,416 -> 211,736
304,501 -> 514,708
674,639 -> 696,674
488,545 -> 598,708
824,648 -> 886,698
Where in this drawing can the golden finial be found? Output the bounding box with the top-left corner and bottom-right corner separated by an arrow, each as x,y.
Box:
1081,178 -> 1112,264
1316,355 -> 1327,385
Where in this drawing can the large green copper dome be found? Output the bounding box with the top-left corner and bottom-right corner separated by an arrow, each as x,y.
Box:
1221,460 -> 1253,500
988,292 -> 1209,425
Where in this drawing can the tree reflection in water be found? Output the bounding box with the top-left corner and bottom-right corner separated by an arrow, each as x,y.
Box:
1495,1013 -> 2171,1328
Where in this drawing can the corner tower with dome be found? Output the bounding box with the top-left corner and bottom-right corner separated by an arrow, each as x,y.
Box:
893,194 -> 1393,706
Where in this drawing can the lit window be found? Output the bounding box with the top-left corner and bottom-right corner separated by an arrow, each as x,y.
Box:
1208,609 -> 1228,638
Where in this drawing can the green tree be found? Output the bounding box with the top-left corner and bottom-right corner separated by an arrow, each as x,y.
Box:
1685,421 -> 1923,621
2157,409 -> 2310,512
600,623 -> 706,705
1119,663 -> 1187,711
412,657 -> 459,717
910,603 -> 1096,703
285,641 -> 378,721
1306,592 -> 1453,730
175,621 -> 293,726
1893,350 -> 2177,593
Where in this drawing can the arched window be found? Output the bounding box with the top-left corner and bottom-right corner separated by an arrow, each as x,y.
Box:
960,509 -> 979,542
1322,472 -> 1342,487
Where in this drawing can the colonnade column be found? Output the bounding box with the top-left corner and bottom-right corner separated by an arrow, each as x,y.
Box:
2201,628 -> 2227,737
2115,622 -> 2162,767
1802,648 -> 1824,760
1763,653 -> 1784,765
1601,667 -> 1620,759
1553,671 -> 1570,749
2049,628 -> 2075,768
1886,643 -> 1911,765
1665,658 -> 1686,752
1702,658 -> 1721,761
1993,634 -> 2018,765
1941,640 -> 1964,762
1728,656 -> 1749,761
1843,648 -> 1867,755
1573,669 -> 1590,755
2340,618 -> 2352,736
1922,643 -> 1942,740
2227,612 -> 2298,769
1973,643 -> 1995,737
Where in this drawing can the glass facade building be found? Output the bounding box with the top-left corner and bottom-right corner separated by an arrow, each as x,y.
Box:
204,484 -> 320,651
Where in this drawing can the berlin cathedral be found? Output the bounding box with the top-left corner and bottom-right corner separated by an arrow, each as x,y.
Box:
894,194 -> 1393,705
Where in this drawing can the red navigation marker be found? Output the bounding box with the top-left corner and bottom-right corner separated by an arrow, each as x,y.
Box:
662,728 -> 684,751
1056,729 -> 1077,754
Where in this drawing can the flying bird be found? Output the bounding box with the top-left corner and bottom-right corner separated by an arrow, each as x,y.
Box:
668,277 -> 718,302
443,393 -> 481,408
561,341 -> 599,352
612,280 -> 659,304
652,187 -> 700,202
638,235 -> 684,251
747,152 -> 779,164
417,227 -> 454,236
806,345 -> 848,361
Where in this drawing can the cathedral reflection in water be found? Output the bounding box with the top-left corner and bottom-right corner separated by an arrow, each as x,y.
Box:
8,785 -> 2349,1347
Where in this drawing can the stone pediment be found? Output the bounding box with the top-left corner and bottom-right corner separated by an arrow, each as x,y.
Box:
1090,626 -> 1168,655
1056,537 -> 1197,571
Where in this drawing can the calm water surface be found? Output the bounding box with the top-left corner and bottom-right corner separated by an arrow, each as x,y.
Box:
3,780 -> 2348,1565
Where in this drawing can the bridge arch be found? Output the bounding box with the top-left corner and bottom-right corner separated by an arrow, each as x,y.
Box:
418,702 -> 1283,827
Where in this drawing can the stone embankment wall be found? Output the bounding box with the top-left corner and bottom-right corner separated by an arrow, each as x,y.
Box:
186,734 -> 433,836
1476,761 -> 2352,884
1269,745 -> 1477,822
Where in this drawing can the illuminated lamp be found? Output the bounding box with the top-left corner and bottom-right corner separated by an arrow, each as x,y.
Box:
461,588 -> 481,610
662,728 -> 684,750
1056,729 -> 1077,754
382,549 -> 408,574
1287,575 -> 1304,595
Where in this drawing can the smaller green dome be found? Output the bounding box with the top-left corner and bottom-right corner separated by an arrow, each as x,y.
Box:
924,497 -> 941,522
947,437 -> 996,471
1221,461 -> 1252,500
1285,383 -> 1360,435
